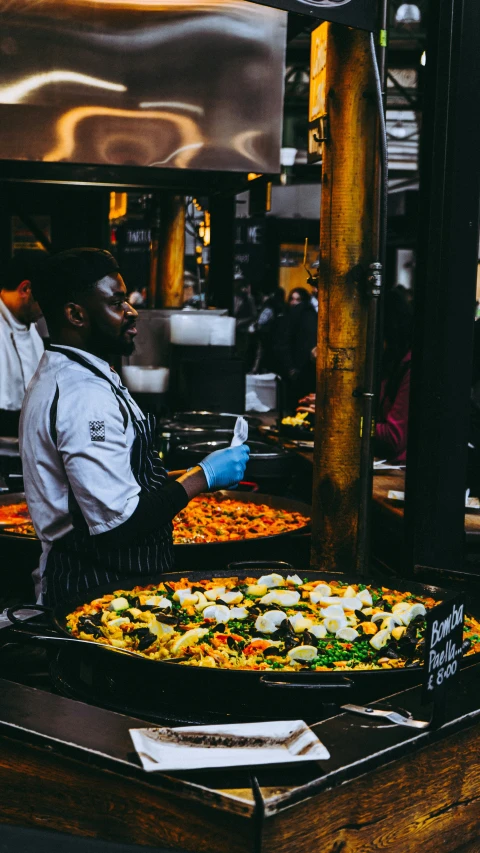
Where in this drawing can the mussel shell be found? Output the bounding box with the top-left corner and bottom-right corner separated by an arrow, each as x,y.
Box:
155,612 -> 178,625
131,627 -> 151,638
462,638 -> 472,653
214,623 -> 226,632
376,599 -> 392,612
79,613 -> 101,627
303,630 -> 319,647
355,609 -> 369,622
138,631 -> 157,650
263,646 -> 285,657
385,646 -> 400,659
79,621 -> 103,638
79,612 -> 103,626
285,636 -> 300,651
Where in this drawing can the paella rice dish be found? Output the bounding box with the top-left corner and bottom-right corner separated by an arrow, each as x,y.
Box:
66,575 -> 480,672
173,495 -> 309,543
0,495 -> 309,543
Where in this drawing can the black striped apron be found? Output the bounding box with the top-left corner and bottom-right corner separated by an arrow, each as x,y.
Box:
43,348 -> 174,606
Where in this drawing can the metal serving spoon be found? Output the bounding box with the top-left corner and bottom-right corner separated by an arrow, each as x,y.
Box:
15,633 -> 186,663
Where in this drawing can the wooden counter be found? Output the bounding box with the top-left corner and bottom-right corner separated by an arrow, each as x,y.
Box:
2,665 -> 480,852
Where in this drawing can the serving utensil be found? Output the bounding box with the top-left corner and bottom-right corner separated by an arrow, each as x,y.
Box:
231,416 -> 249,447
342,704 -> 429,729
8,630 -> 186,662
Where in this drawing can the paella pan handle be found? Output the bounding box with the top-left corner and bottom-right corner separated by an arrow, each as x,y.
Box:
227,560 -> 294,572
259,675 -> 353,691
6,603 -> 54,633
7,632 -> 142,659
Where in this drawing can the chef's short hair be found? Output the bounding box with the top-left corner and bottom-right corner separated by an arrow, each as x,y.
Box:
2,250 -> 49,291
32,247 -> 120,327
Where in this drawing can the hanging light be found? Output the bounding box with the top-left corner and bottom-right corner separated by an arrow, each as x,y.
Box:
420,51 -> 426,66
389,121 -> 409,139
279,147 -> 297,186
395,3 -> 421,26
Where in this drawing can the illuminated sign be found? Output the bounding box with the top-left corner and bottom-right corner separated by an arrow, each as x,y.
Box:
308,22 -> 328,163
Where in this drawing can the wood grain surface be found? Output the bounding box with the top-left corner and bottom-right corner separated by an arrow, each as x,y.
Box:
0,736 -> 256,853
260,722 -> 480,853
157,194 -> 185,309
372,471 -> 480,538
311,23 -> 377,573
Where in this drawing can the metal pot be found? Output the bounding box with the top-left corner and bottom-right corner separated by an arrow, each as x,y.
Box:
7,567 -> 479,717
171,412 -> 262,430
157,412 -> 263,464
171,440 -> 295,492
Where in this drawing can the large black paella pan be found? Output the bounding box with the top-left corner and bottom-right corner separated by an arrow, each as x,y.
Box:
0,490 -> 311,576
7,565 -> 480,716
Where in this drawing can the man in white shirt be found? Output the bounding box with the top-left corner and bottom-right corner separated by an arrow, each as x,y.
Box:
20,248 -> 249,604
0,251 -> 47,435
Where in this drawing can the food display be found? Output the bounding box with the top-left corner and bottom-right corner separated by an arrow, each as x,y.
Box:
0,497 -> 309,544
281,412 -> 313,430
173,495 -> 309,544
66,575 -> 480,671
0,501 -> 35,536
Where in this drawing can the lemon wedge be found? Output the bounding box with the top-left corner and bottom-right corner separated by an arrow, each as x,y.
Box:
336,627 -> 359,641
171,628 -> 208,655
369,628 -> 391,650
287,645 -> 318,662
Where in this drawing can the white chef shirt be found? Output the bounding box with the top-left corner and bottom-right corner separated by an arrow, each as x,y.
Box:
0,296 -> 44,411
20,346 -> 145,596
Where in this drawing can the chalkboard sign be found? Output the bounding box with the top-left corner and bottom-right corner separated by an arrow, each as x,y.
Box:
243,0 -> 378,32
422,596 -> 465,705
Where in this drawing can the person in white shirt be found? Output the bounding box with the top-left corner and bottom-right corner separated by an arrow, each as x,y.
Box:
20,248 -> 249,604
0,251 -> 47,436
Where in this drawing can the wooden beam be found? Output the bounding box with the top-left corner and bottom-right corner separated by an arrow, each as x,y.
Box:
155,194 -> 185,309
311,23 -> 377,571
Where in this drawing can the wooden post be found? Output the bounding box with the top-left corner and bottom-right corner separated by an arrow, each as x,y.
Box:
311,23 -> 378,572
156,194 -> 185,309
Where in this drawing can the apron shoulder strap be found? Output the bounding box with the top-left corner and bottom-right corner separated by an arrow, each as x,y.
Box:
49,345 -> 137,430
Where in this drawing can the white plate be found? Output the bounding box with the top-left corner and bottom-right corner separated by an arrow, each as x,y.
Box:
387,490 -> 480,513
130,719 -> 330,772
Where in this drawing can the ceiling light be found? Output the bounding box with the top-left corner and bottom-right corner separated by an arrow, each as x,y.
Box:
390,121 -> 409,139
280,147 -> 297,167
395,4 -> 421,26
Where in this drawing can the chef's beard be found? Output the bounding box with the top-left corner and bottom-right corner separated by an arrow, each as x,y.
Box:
89,321 -> 136,357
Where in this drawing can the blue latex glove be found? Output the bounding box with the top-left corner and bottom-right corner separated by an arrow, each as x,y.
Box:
199,444 -> 250,490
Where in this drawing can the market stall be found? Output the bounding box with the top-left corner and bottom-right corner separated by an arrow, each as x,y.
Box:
1,664 -> 480,853
0,0 -> 479,847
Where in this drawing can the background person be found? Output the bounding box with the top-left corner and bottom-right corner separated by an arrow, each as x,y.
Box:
274,287 -> 317,412
0,251 -> 47,436
374,286 -> 413,464
251,287 -> 285,374
296,287 -> 414,464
